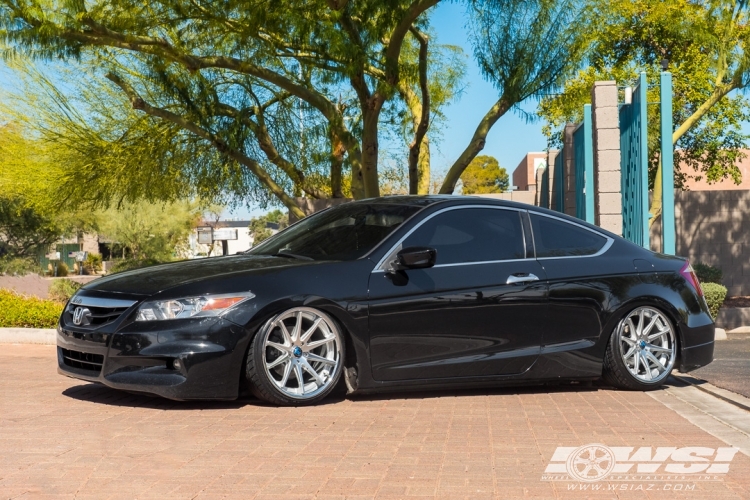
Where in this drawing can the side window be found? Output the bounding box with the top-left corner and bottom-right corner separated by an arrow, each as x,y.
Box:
530,213 -> 607,257
403,208 -> 525,265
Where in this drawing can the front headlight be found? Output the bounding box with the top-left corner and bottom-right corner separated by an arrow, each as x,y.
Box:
135,291 -> 255,322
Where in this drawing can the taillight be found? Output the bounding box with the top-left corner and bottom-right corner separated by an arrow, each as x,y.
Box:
680,261 -> 704,297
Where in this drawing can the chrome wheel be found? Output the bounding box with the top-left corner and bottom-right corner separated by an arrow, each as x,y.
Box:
617,307 -> 676,383
262,307 -> 342,400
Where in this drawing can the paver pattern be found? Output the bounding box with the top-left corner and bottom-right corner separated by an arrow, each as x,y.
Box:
1,344 -> 750,499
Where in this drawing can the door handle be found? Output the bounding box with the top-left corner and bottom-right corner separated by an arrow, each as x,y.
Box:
506,273 -> 539,285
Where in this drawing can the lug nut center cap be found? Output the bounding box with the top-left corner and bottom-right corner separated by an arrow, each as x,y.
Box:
293,346 -> 303,357
639,340 -> 646,349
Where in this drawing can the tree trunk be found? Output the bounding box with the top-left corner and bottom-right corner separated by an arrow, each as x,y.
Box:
418,136 -> 431,194
330,128 -> 346,198
361,106 -> 382,198
439,96 -> 511,194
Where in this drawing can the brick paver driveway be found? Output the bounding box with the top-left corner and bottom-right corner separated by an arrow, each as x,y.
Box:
2,345 -> 750,499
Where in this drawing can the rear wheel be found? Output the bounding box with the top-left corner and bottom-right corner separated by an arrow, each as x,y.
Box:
246,307 -> 344,406
603,306 -> 677,390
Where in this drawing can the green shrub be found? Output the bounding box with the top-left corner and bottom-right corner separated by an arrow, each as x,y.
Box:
703,282 -> 728,321
694,262 -> 723,285
84,253 -> 103,274
0,256 -> 38,276
48,279 -> 82,303
0,289 -> 63,328
55,261 -> 69,277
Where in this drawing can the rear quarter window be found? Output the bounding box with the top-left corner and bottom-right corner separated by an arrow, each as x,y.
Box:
530,213 -> 607,258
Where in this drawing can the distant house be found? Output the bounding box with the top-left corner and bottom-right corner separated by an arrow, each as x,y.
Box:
188,219 -> 281,257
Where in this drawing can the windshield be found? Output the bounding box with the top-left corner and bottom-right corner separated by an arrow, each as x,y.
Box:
249,203 -> 421,261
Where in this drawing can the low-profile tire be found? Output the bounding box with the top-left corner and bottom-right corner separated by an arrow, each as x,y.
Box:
603,306 -> 677,390
246,306 -> 344,406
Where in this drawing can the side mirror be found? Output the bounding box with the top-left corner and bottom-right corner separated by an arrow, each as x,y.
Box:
395,246 -> 437,270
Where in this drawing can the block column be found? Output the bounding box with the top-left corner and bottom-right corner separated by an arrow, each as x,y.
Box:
591,81 -> 622,235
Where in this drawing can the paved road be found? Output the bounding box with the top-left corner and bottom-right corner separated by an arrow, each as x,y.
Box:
2,345 -> 750,499
691,335 -> 750,398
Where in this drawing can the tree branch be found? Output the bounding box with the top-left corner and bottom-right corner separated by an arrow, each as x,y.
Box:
404,27 -> 430,194
105,73 -> 305,218
439,96 -> 512,194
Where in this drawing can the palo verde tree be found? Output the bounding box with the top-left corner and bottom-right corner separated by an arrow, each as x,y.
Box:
538,0 -> 750,225
0,0 -> 584,215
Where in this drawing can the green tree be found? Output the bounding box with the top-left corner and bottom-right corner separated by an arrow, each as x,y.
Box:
0,0 -> 584,212
538,0 -> 750,225
460,155 -> 509,194
249,209 -> 289,246
0,123 -> 98,256
97,200 -> 201,262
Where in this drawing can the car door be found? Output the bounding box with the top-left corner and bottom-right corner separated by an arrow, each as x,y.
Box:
367,206 -> 548,381
529,212 -> 615,348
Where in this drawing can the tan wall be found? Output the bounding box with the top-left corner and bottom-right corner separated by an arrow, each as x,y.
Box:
474,191 -> 537,206
680,150 -> 750,191
650,189 -> 750,296
512,152 -> 546,192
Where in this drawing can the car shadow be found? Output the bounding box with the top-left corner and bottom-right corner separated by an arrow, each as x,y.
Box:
62,379 -> 606,409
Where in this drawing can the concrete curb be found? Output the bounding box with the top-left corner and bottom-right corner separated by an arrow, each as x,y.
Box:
717,307 -> 750,331
715,327 -> 727,341
0,328 -> 56,345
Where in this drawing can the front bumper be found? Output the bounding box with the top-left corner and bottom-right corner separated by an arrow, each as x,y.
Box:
57,316 -> 250,400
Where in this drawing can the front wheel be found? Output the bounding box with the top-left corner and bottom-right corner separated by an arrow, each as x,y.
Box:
603,306 -> 677,390
246,307 -> 344,406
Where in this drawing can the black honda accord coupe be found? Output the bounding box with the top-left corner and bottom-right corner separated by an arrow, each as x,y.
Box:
57,196 -> 714,405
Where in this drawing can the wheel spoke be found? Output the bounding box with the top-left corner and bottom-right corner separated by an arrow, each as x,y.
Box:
641,352 -> 653,380
623,346 -> 636,360
278,322 -> 293,345
292,311 -> 303,343
278,360 -> 292,387
621,336 -> 636,346
637,309 -> 645,336
304,337 -> 335,351
300,317 -> 322,344
266,352 -> 289,369
633,349 -> 640,374
266,341 -> 289,354
301,359 -> 326,386
644,350 -> 667,373
641,314 -> 659,337
306,352 -> 335,366
648,329 -> 669,341
644,342 -> 671,354
294,362 -> 305,394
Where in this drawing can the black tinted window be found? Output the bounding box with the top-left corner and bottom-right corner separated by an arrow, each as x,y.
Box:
250,203 -> 420,261
530,213 -> 606,257
403,208 -> 525,265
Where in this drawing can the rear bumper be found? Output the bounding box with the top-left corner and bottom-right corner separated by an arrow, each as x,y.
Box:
57,317 -> 250,400
678,321 -> 715,373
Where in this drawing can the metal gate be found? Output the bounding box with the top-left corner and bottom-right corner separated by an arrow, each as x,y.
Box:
619,73 -> 649,248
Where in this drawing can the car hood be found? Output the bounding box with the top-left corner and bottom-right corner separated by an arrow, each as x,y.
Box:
81,255 -> 321,296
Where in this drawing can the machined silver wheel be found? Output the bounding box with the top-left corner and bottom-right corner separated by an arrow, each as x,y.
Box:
261,307 -> 342,400
616,306 -> 676,384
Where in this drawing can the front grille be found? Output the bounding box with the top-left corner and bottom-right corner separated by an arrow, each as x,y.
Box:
65,296 -> 137,329
61,348 -> 104,373
67,304 -> 130,327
